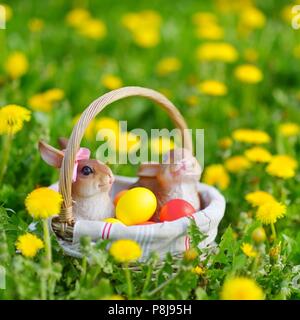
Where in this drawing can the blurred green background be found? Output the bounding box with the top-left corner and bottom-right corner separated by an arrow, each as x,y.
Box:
1,0 -> 300,300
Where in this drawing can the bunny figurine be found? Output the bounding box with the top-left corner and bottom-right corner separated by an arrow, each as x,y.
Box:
132,148 -> 202,221
39,140 -> 115,222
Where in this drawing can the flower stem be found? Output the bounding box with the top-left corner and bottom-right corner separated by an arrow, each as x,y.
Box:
271,223 -> 277,241
251,254 -> 259,275
124,264 -> 133,299
40,274 -> 47,300
42,219 -> 52,267
81,256 -> 87,282
0,133 -> 13,186
147,271 -> 181,297
142,263 -> 154,294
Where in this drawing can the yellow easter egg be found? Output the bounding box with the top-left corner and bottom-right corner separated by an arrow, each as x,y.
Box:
103,218 -> 123,224
116,187 -> 157,225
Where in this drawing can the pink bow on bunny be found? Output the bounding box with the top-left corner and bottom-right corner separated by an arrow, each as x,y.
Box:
62,147 -> 91,182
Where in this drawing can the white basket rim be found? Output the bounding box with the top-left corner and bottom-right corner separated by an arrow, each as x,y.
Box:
49,175 -> 226,259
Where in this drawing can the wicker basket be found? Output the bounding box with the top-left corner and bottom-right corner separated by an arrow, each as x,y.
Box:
50,86 -> 226,260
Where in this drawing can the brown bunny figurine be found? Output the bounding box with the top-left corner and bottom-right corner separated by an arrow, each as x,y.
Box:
39,140 -> 115,222
132,148 -> 202,221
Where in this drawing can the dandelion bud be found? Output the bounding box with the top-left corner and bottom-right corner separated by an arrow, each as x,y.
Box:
184,248 -> 198,261
269,245 -> 281,258
252,227 -> 266,243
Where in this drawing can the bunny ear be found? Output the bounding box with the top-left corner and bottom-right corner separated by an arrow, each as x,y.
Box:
58,137 -> 69,149
138,162 -> 160,177
38,140 -> 64,168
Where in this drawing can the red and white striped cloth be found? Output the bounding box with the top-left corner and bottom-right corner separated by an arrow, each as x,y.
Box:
50,176 -> 226,260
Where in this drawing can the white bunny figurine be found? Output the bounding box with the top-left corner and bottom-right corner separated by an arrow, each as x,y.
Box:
39,140 -> 115,222
132,148 -> 202,221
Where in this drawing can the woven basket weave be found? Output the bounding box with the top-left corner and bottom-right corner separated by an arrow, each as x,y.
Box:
50,86 -> 226,259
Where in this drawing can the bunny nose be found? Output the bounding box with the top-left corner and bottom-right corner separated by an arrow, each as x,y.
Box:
109,175 -> 114,185
175,160 -> 192,172
172,162 -> 186,174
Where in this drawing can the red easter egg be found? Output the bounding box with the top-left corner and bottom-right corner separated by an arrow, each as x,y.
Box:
159,199 -> 196,222
113,190 -> 128,206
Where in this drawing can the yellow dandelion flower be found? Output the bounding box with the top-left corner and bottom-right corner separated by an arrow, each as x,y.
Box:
101,74 -> 123,90
239,6 -> 266,29
44,88 -> 65,102
4,52 -> 29,79
29,94 -> 52,112
150,136 -> 175,155
266,155 -> 298,179
196,42 -> 238,63
156,57 -> 181,76
107,131 -> 140,153
28,18 -> 44,32
122,10 -> 161,31
245,190 -> 275,207
252,227 -> 266,243
78,18 -> 107,40
122,11 -> 161,48
101,295 -> 125,300
16,233 -> 44,258
241,243 -> 257,257
267,164 -> 295,179
192,12 -> 218,26
225,155 -> 251,173
195,24 -> 224,40
65,8 -> 91,28
184,248 -> 198,261
133,28 -> 160,48
119,132 -> 140,153
0,105 -> 31,135
122,12 -> 142,31
198,80 -> 227,96
203,164 -> 230,190
234,64 -> 263,84
138,10 -> 162,28
25,187 -> 63,219
192,266 -> 205,275
221,277 -> 264,300
109,239 -> 142,263
218,137 -> 233,149
28,88 -> 64,112
279,123 -> 300,137
244,147 -> 272,163
215,0 -> 253,13
232,129 -> 271,144
95,117 -> 120,134
73,114 -> 96,141
95,117 -> 120,142
256,201 -> 286,225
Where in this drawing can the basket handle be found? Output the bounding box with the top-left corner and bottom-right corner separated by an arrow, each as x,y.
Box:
58,86 -> 193,224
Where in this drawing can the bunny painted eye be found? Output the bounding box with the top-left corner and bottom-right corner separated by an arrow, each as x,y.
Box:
81,166 -> 93,176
